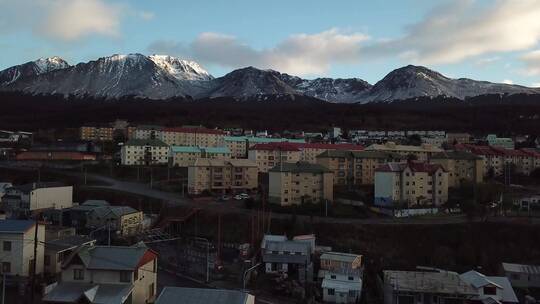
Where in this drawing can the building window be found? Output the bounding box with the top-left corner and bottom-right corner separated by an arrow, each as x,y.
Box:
348,276 -> 354,280
483,286 -> 497,295
331,275 -> 336,279
328,288 -> 335,296
3,241 -> 11,251
73,269 -> 84,280
1,262 -> 10,273
120,271 -> 131,282
348,290 -> 356,297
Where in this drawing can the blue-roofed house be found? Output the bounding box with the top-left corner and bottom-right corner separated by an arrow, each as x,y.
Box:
43,243 -> 158,304
156,287 -> 254,304
0,219 -> 45,280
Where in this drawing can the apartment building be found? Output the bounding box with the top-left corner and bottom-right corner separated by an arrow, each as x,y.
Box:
365,142 -> 443,161
159,127 -> 226,147
248,142 -> 302,173
1,182 -> 73,216
430,151 -> 484,187
319,252 -> 364,304
80,125 -> 114,142
169,146 -> 231,167
187,159 -> 258,195
374,162 -> 449,207
486,134 -> 515,149
316,150 -> 402,186
268,162 -> 333,206
296,143 -> 364,163
456,144 -> 540,177
225,136 -> 306,158
446,132 -> 472,144
0,219 -> 45,279
43,244 -> 158,304
120,138 -> 169,166
502,262 -> 540,289
133,125 -> 163,140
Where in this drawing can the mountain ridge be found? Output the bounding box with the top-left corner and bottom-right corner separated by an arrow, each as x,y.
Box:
1,54 -> 539,102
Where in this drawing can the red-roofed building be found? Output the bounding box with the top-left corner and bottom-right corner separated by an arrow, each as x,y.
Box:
455,144 -> 540,177
374,161 -> 448,207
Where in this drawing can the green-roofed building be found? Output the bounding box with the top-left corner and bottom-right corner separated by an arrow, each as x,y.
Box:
316,150 -> 403,186
430,150 -> 484,187
268,162 -> 333,206
169,146 -> 231,167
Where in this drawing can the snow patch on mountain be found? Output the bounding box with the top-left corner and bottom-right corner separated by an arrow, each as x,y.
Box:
149,55 -> 213,81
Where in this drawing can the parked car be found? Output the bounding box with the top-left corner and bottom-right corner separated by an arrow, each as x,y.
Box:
234,194 -> 244,200
239,193 -> 250,198
219,195 -> 230,201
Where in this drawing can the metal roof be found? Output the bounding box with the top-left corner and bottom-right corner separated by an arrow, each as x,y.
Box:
46,235 -> 96,252
265,240 -> 310,254
320,252 -> 361,263
156,287 -> 252,304
43,282 -> 134,304
65,244 -> 151,271
384,270 -> 477,295
0,219 -> 35,233
502,262 -> 540,275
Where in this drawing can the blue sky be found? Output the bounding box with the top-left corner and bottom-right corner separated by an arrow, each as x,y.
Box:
1,0 -> 540,86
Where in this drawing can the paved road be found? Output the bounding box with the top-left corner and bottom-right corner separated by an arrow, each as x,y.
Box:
2,163 -> 538,226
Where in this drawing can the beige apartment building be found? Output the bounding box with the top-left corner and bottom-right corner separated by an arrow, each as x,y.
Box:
365,142 -> 443,161
430,151 -> 484,187
296,143 -> 364,163
188,159 -> 258,195
316,150 -> 402,186
160,127 -> 226,147
268,162 -> 333,206
248,142 -> 302,173
80,126 -> 114,141
224,136 -> 306,158
169,146 -> 231,167
120,138 -> 169,166
374,161 -> 449,207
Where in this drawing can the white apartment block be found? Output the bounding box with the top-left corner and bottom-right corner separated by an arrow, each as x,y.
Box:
2,183 -> 73,215
121,138 -> 169,166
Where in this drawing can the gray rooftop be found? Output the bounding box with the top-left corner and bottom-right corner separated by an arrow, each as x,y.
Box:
65,244 -> 151,271
502,262 -> 540,275
9,182 -> 66,194
46,235 -> 96,252
384,270 -> 477,296
43,282 -> 134,304
156,287 -> 252,304
320,252 -> 361,263
0,219 -> 35,233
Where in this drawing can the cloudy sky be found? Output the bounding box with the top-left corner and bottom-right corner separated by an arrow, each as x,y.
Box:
1,0 -> 540,86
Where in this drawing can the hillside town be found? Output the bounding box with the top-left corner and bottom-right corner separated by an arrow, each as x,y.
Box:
0,120 -> 539,304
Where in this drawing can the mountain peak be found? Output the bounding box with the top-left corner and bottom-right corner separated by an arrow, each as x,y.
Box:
148,54 -> 213,81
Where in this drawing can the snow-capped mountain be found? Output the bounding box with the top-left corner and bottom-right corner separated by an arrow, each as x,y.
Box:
148,55 -> 213,81
3,54 -> 213,99
0,56 -> 69,86
1,55 -> 539,102
364,65 -> 540,103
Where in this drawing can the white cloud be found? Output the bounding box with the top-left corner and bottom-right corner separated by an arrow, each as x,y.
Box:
501,79 -> 513,84
532,82 -> 540,88
363,0 -> 540,65
475,56 -> 500,67
37,0 -> 122,41
520,50 -> 540,76
0,0 -> 154,41
148,28 -> 368,76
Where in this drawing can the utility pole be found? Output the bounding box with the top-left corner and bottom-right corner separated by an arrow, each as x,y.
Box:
150,167 -> 153,189
30,218 -> 39,304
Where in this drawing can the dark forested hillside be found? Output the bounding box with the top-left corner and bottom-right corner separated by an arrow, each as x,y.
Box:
0,92 -> 539,135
